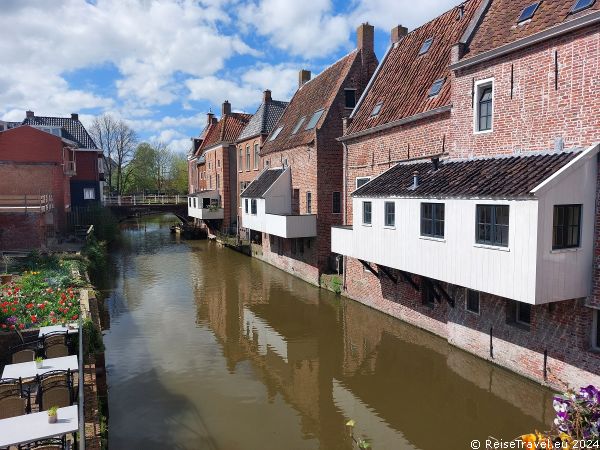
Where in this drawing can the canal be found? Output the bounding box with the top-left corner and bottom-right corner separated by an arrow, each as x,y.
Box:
100,215 -> 555,449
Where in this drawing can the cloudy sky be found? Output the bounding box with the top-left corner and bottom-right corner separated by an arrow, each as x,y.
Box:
0,0 -> 458,153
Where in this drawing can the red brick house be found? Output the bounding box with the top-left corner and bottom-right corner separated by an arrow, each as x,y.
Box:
188,102 -> 251,234
235,90 -> 288,241
0,125 -> 76,250
332,0 -> 600,389
241,23 -> 378,285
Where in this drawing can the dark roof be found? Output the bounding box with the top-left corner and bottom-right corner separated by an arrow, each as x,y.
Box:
467,0 -> 599,57
22,116 -> 98,149
199,113 -> 251,151
238,99 -> 288,142
347,0 -> 483,135
261,51 -> 359,155
353,151 -> 579,198
240,168 -> 285,198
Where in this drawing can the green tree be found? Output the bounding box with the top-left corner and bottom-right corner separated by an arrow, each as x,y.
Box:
168,153 -> 189,194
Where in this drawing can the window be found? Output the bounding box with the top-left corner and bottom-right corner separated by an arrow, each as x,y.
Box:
298,238 -> 304,255
422,280 -> 435,306
239,148 -> 243,171
518,2 -> 540,22
245,199 -> 249,214
421,203 -> 445,238
209,176 -> 212,189
419,37 -> 433,55
332,192 -> 341,214
571,0 -> 595,13
292,117 -> 306,134
516,302 -> 532,325
246,146 -> 250,171
254,143 -> 259,170
384,202 -> 395,227
193,198 -> 197,208
475,80 -> 493,132
305,109 -> 324,130
83,188 -> 95,200
217,159 -> 221,168
216,174 -> 220,189
553,204 -> 581,250
264,159 -> 270,169
269,126 -> 283,141
370,102 -> 383,117
306,192 -> 312,214
476,205 -> 509,247
188,198 -> 192,207
363,201 -> 372,225
428,78 -> 445,97
593,309 -> 600,350
466,289 -> 480,314
356,177 -> 371,189
344,89 -> 357,109
251,199 -> 257,215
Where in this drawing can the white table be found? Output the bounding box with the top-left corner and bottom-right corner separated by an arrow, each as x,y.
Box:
38,324 -> 79,337
2,355 -> 78,379
0,405 -> 78,447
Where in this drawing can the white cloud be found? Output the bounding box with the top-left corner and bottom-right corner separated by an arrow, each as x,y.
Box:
238,0 -> 352,58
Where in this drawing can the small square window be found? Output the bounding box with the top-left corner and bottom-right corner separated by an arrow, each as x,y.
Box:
356,177 -> 371,189
363,201 -> 372,225
332,192 -> 341,214
370,102 -> 383,117
518,2 -> 540,22
421,203 -> 445,238
419,37 -> 433,55
344,89 -> 357,109
466,289 -> 480,314
516,302 -> 532,325
428,78 -> 445,97
251,199 -> 257,215
305,109 -> 324,130
384,202 -> 395,227
476,204 -> 509,247
553,204 -> 581,250
83,188 -> 95,200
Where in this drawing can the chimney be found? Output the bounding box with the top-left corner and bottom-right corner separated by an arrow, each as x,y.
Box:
451,43 -> 467,65
263,89 -> 272,103
71,113 -> 79,121
222,100 -> 231,116
207,111 -> 214,125
391,25 -> 408,44
357,23 -> 374,53
299,69 -> 311,87
458,4 -> 465,20
26,110 -> 34,118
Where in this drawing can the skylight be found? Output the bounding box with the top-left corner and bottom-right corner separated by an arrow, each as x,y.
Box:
268,126 -> 283,141
571,0 -> 595,13
292,117 -> 306,134
304,109 -> 324,131
517,2 -> 540,22
428,78 -> 445,97
370,102 -> 383,117
419,38 -> 433,55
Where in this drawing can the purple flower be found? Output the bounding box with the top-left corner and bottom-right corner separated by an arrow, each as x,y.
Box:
5,316 -> 17,324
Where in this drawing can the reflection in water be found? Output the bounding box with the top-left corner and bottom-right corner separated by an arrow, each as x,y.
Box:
102,215 -> 554,450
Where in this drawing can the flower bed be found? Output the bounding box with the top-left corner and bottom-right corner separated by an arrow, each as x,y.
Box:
0,260 -> 83,331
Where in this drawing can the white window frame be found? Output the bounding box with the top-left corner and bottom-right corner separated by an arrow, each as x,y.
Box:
356,177 -> 371,189
254,143 -> 259,170
83,188 -> 96,200
246,145 -> 251,171
473,78 -> 494,134
465,289 -> 480,315
384,201 -> 395,228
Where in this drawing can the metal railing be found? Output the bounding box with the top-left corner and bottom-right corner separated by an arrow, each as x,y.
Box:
0,194 -> 54,213
103,194 -> 187,206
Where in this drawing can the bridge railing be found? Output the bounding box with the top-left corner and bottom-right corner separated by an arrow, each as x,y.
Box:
103,194 -> 187,206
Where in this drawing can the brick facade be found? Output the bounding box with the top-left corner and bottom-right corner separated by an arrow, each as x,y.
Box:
236,135 -> 263,239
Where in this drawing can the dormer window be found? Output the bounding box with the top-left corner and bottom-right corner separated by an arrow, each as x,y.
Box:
428,78 -> 445,97
344,89 -> 357,109
571,0 -> 595,13
370,102 -> 383,117
269,126 -> 283,141
305,109 -> 324,131
419,37 -> 433,55
517,2 -> 540,22
292,117 -> 305,134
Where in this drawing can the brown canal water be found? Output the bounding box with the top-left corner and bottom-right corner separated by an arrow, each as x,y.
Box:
101,215 -> 555,450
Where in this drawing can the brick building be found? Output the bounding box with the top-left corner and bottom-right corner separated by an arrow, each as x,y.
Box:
187,102 -> 251,234
235,90 -> 287,241
241,24 -> 378,285
332,0 -> 600,389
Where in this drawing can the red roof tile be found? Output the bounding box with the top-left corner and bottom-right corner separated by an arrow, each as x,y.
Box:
467,0 -> 599,57
347,0 -> 483,136
198,112 -> 251,152
261,50 -> 359,155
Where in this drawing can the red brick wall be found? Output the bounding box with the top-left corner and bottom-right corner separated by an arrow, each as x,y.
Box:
202,144 -> 237,232
0,212 -> 52,251
451,25 -> 600,158
236,135 -> 264,232
71,151 -> 99,181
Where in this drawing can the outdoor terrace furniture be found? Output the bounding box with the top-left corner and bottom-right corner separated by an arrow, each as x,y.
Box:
0,405 -> 78,448
9,344 -> 37,365
0,378 -> 24,397
41,333 -> 68,360
1,356 -> 78,381
16,436 -> 66,449
35,370 -> 74,411
37,325 -> 78,339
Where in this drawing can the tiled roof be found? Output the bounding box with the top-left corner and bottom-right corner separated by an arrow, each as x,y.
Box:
241,168 -> 285,198
261,50 -> 359,155
22,116 -> 98,149
353,151 -> 579,198
199,113 -> 251,151
238,99 -> 288,142
467,0 -> 600,57
347,0 -> 483,135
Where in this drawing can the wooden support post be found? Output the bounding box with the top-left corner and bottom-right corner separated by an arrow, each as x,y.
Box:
378,265 -> 397,284
358,259 -> 378,278
398,270 -> 420,292
433,281 -> 454,308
